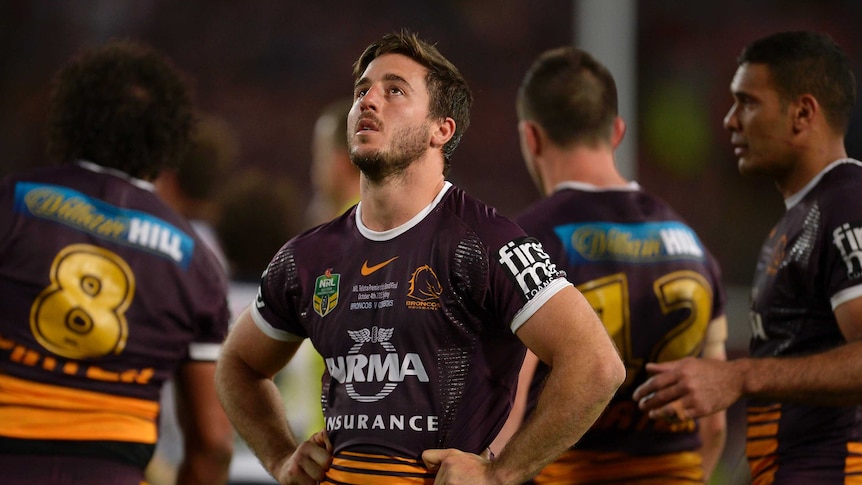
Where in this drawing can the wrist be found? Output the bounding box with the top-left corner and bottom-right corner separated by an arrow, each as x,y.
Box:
733,357 -> 758,397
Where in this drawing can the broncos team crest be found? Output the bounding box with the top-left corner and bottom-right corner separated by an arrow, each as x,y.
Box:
405,264 -> 442,310
313,269 -> 340,317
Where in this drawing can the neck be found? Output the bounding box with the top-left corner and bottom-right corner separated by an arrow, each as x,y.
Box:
540,146 -> 628,196
775,138 -> 847,199
359,158 -> 445,231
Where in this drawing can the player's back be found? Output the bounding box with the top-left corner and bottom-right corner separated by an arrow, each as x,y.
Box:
0,162 -> 229,468
516,182 -> 725,456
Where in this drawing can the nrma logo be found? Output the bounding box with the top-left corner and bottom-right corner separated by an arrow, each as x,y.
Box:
325,326 -> 429,403
498,237 -> 560,300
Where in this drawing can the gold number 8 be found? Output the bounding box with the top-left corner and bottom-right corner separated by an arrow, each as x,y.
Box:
30,244 -> 135,359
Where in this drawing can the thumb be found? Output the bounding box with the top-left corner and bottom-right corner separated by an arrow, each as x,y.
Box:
422,448 -> 455,470
311,429 -> 333,452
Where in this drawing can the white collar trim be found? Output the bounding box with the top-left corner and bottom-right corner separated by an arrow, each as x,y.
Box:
784,158 -> 861,209
553,180 -> 641,193
75,160 -> 155,191
356,181 -> 452,241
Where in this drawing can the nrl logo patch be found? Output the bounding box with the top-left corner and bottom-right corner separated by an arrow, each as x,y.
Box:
314,268 -> 340,317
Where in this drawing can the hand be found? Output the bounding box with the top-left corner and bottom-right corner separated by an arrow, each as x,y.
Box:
422,448 -> 499,485
274,430 -> 333,485
632,357 -> 741,420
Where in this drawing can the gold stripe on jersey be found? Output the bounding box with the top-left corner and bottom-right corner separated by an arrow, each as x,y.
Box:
533,449 -> 704,484
746,404 -> 780,485
322,451 -> 435,484
0,374 -> 158,443
846,442 -> 862,481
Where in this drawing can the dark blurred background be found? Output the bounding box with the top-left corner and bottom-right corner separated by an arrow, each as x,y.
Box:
4,0 -> 862,284
3,2 -> 861,483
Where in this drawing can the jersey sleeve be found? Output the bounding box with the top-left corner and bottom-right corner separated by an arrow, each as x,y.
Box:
479,213 -> 571,333
822,184 -> 862,309
251,240 -> 308,341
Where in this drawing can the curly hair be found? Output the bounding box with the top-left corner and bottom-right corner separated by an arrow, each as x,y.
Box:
352,30 -> 472,175
46,39 -> 194,180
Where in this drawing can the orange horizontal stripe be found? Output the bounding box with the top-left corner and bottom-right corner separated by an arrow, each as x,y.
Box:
746,437 -> 778,458
337,451 -> 425,465
747,423 -> 778,438
748,454 -> 777,485
536,450 -> 703,484
846,443 -> 862,476
324,452 -> 434,485
0,374 -> 158,443
747,412 -> 780,424
747,404 -> 781,413
846,456 -> 862,475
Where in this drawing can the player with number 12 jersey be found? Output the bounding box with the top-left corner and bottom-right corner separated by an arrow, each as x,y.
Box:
516,182 -> 726,483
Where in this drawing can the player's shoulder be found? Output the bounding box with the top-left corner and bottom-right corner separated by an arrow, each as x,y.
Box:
814,160 -> 862,211
278,208 -> 353,257
441,184 -> 524,237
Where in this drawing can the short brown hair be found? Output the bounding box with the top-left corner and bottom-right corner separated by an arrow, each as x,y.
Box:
517,46 -> 618,148
353,30 -> 472,174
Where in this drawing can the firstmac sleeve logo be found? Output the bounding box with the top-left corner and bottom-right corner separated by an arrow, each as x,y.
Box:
833,222 -> 862,279
498,237 -> 562,300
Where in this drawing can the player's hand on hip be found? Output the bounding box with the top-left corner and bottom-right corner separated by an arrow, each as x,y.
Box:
275,430 -> 333,485
422,448 -> 499,485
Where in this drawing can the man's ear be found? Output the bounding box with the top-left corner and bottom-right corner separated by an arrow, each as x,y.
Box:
611,116 -> 627,149
519,120 -> 542,157
791,94 -> 818,133
431,117 -> 456,148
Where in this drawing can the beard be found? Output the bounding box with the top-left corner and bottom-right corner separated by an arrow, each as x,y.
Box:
350,122 -> 430,183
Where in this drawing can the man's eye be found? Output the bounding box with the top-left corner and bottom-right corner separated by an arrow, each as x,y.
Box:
389,87 -> 403,95
355,88 -> 367,98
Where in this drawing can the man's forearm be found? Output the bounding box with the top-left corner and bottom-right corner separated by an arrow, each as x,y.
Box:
216,356 -> 298,476
490,358 -> 620,483
742,340 -> 862,405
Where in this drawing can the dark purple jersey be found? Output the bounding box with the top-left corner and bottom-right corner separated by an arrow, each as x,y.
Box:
746,159 -> 862,483
516,182 -> 726,457
0,162 -> 230,468
253,182 -> 569,465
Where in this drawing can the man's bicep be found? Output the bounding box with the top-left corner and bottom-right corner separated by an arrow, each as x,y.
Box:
222,307 -> 304,378
515,285 -> 614,366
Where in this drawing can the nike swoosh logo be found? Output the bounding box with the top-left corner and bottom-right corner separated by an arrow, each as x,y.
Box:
361,256 -> 398,276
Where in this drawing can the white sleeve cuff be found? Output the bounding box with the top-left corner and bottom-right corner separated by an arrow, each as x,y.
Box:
250,304 -> 306,342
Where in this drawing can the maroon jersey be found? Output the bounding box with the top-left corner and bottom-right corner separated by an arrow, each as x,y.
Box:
0,162 -> 230,468
253,182 -> 569,468
747,159 -> 862,484
516,182 -> 726,458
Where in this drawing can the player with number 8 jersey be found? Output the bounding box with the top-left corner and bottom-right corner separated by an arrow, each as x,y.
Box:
0,41 -> 232,485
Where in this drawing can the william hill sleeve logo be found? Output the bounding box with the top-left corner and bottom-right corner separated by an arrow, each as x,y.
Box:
15,182 -> 194,268
554,221 -> 704,264
498,237 -> 562,300
314,268 -> 340,317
